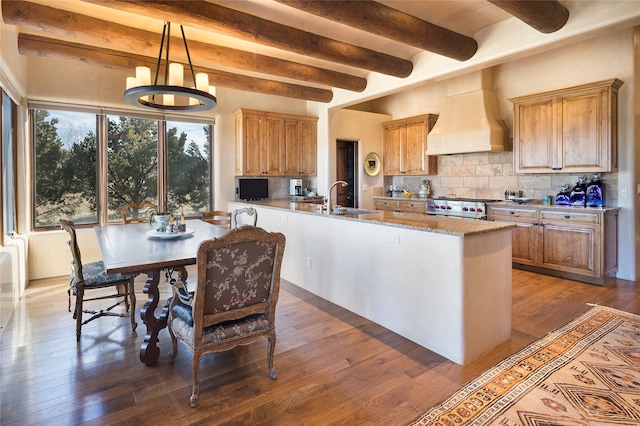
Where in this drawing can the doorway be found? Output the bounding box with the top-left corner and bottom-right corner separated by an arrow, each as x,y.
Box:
336,140 -> 357,208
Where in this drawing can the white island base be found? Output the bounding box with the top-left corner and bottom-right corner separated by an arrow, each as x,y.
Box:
229,201 -> 513,365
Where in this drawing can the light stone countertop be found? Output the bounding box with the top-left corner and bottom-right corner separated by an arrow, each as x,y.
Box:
231,199 -> 515,237
487,200 -> 619,212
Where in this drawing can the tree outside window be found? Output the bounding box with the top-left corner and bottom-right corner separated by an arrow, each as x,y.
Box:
33,108 -> 212,228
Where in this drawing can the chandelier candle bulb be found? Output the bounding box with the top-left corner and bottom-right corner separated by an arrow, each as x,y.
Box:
195,73 -> 209,92
169,63 -> 183,86
209,86 -> 216,97
126,76 -> 136,90
136,66 -> 151,102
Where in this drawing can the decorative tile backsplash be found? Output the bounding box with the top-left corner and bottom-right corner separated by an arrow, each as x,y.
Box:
386,152 -> 618,206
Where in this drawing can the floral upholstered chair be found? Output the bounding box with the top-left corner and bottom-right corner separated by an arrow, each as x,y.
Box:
167,226 -> 286,407
231,207 -> 258,228
60,219 -> 137,341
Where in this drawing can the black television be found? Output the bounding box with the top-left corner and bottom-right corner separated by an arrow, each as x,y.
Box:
238,178 -> 269,201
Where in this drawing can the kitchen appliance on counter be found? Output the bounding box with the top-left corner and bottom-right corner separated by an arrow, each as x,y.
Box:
290,178 -> 303,196
426,198 -> 499,220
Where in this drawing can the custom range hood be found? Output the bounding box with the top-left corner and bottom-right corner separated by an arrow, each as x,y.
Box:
427,68 -> 509,155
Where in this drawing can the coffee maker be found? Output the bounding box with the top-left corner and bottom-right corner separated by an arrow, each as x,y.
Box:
290,178 -> 303,196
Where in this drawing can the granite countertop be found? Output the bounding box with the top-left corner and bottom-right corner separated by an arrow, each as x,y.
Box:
231,199 -> 515,237
488,200 -> 619,212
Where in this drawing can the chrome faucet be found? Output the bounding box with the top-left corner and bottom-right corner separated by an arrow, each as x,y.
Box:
326,180 -> 348,213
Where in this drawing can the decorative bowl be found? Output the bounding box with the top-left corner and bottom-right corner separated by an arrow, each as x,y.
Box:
402,191 -> 413,199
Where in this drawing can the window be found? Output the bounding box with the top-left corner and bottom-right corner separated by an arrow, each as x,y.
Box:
33,109 -> 98,227
2,90 -> 17,238
32,106 -> 213,229
106,115 -> 158,221
165,120 -> 211,216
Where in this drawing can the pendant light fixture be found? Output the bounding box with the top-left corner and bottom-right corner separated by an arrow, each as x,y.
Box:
124,22 -> 217,112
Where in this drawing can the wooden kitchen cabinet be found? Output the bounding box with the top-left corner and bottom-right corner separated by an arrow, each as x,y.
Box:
284,117 -> 317,176
488,206 -> 539,265
487,204 -> 618,285
382,114 -> 438,176
234,109 -> 317,176
511,79 -> 623,174
373,198 -> 427,213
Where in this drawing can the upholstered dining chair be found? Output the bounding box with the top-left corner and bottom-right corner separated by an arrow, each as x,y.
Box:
201,210 -> 231,229
60,219 -> 137,341
120,201 -> 157,224
231,207 -> 258,228
167,226 -> 286,407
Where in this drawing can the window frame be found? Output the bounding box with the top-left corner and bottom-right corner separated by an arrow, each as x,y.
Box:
1,90 -> 18,243
30,102 -> 214,230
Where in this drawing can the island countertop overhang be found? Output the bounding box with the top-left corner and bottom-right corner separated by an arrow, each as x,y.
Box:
230,199 -> 515,237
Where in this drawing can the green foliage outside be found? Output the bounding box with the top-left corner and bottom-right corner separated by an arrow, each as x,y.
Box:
33,110 -> 210,227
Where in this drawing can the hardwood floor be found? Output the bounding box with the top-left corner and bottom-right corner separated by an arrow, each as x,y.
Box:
1,269 -> 638,425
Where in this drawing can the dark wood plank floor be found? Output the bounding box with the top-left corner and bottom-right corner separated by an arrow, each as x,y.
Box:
1,269 -> 638,425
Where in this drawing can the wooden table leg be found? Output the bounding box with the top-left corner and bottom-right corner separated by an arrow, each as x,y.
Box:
139,269 -> 166,365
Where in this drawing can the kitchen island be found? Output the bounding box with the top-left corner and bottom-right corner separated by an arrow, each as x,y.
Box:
228,200 -> 515,364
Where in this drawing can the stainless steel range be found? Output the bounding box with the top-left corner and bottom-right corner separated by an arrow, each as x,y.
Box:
426,198 -> 496,220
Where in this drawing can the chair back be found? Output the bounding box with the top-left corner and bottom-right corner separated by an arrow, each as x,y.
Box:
60,219 -> 84,284
232,207 -> 258,228
120,202 -> 157,224
192,226 -> 285,335
201,210 -> 231,229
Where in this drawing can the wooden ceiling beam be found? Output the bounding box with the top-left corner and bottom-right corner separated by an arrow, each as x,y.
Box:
17,33 -> 334,103
84,0 -> 414,78
276,0 -> 478,61
2,0 -> 365,92
487,0 -> 569,34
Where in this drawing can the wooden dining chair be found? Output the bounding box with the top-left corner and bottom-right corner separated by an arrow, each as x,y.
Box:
201,210 -> 231,229
120,201 -> 157,224
231,207 -> 258,228
60,219 -> 137,341
167,226 -> 286,407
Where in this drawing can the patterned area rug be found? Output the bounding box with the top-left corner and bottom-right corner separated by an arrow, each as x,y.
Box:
410,305 -> 640,425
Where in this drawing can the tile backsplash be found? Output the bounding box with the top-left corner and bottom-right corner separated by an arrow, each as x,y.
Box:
386,151 -> 618,206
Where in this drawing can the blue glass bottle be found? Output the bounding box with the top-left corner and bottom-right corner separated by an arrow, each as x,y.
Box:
556,184 -> 571,206
586,173 -> 604,207
569,176 -> 587,207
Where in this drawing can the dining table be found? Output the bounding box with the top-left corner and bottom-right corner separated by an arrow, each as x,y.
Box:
94,219 -> 228,365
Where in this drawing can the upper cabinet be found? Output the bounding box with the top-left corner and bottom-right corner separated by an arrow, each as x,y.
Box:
382,114 -> 438,176
511,79 -> 623,174
234,109 -> 317,176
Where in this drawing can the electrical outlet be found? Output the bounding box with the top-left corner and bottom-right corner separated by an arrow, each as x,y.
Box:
306,257 -> 312,269
363,184 -> 368,192
388,235 -> 399,244
621,188 -> 628,197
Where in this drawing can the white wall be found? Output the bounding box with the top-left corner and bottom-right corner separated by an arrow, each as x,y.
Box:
328,109 -> 391,210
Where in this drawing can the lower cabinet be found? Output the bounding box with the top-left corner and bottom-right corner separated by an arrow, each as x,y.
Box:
488,204 -> 618,285
374,198 -> 427,213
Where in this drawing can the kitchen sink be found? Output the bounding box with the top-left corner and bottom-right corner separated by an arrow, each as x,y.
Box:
344,208 -> 378,215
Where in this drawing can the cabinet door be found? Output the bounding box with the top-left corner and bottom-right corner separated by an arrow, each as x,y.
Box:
560,89 -> 609,172
263,115 -> 284,175
514,99 -> 556,173
383,124 -> 403,175
242,113 -> 263,176
403,120 -> 426,175
299,120 -> 317,175
540,224 -> 598,277
283,119 -> 300,175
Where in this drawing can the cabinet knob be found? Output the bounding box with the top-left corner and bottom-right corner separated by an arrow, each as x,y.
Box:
564,215 -> 570,219
509,211 -> 515,215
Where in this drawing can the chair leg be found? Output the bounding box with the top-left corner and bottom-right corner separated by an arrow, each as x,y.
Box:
168,321 -> 179,363
128,279 -> 137,331
75,287 -> 84,341
268,332 -> 277,379
190,352 -> 201,408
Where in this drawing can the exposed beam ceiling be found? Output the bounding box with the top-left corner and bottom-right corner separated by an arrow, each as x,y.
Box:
1,0 -> 572,103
